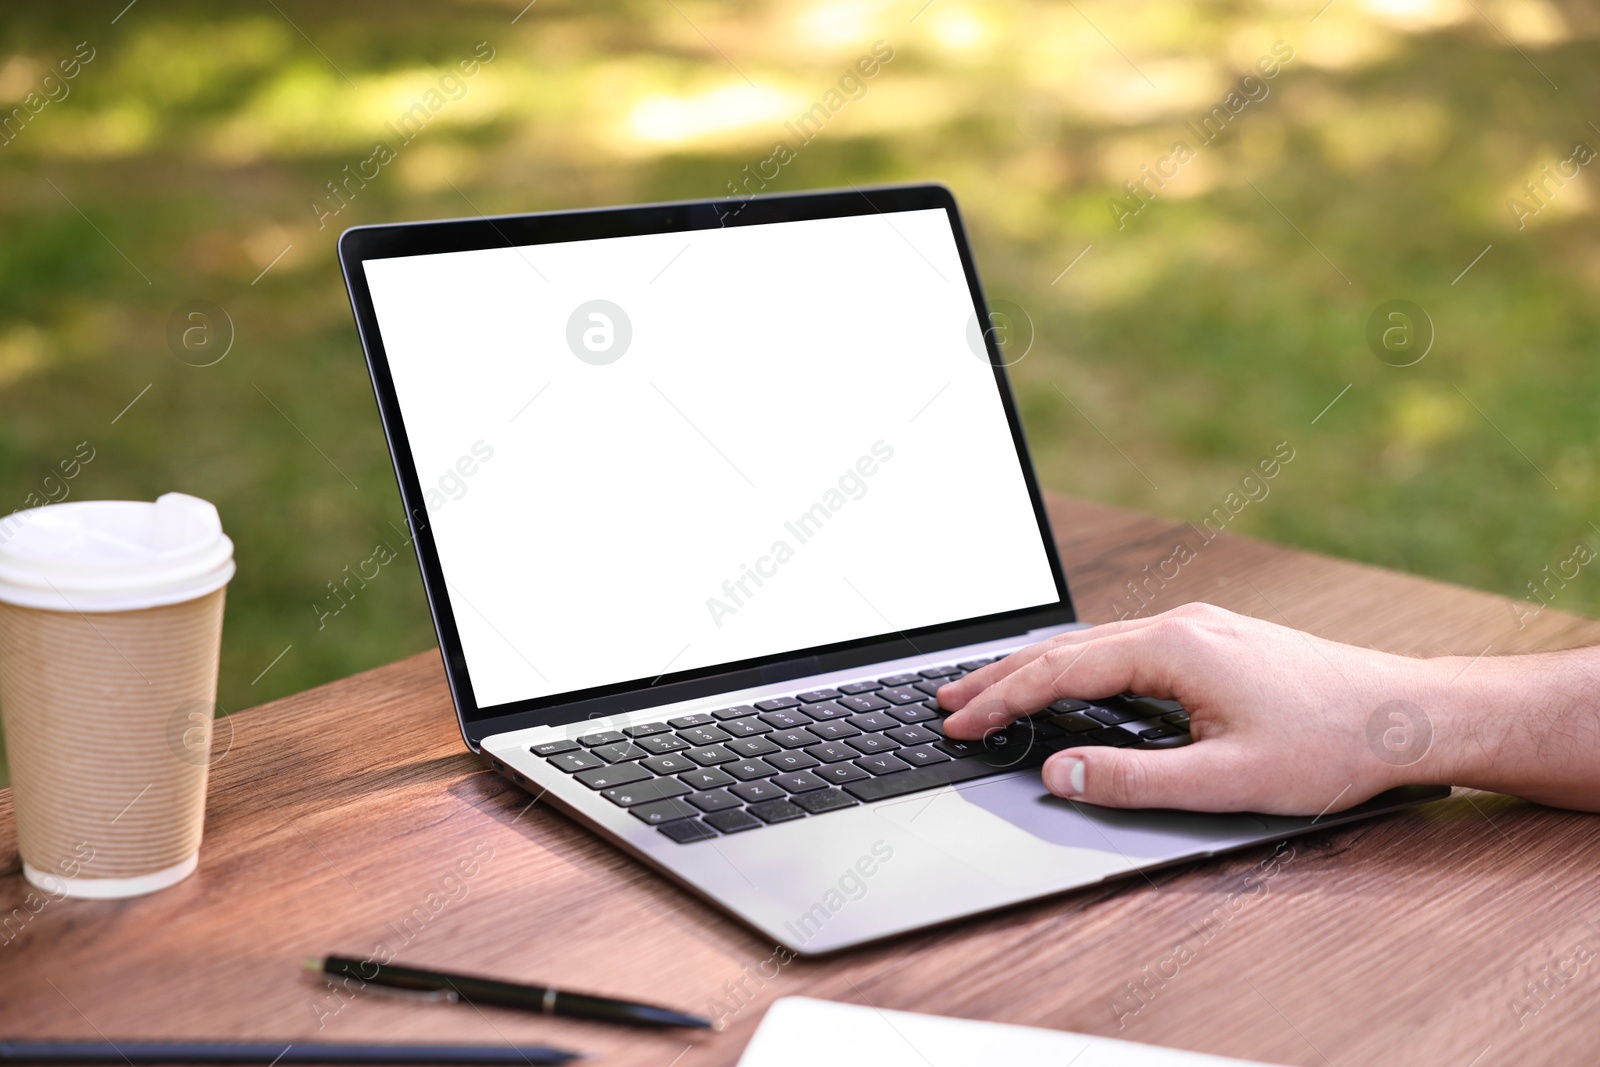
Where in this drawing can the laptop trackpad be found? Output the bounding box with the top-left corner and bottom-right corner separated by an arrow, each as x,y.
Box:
872,772 -> 1283,891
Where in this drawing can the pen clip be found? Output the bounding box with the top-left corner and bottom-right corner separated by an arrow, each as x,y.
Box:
363,983 -> 460,1004
322,977 -> 459,1005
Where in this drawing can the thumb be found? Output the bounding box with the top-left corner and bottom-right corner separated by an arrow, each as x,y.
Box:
1042,742 -> 1243,811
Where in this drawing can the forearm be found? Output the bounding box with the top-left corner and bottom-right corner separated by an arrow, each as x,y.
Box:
1412,646 -> 1600,810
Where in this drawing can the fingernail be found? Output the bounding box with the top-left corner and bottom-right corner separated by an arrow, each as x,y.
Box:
1048,756 -> 1085,797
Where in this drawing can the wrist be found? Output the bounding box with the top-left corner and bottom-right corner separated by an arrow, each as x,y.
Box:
1399,653 -> 1506,792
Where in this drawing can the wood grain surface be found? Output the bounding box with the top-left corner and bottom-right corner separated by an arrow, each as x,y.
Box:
3,493 -> 1598,1066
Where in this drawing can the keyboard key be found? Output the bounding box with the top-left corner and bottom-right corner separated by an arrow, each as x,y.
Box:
839,694 -> 890,713
731,780 -> 787,803
748,798 -> 808,824
658,819 -> 718,843
814,762 -> 870,785
1031,719 -> 1066,740
590,741 -> 648,764
578,731 -> 627,747
1133,696 -> 1186,714
1163,713 -> 1191,730
796,688 -> 841,703
577,763 -> 652,789
678,767 -> 735,790
933,737 -> 982,757
913,680 -> 948,698
803,742 -> 859,763
640,753 -> 697,775
759,708 -> 811,729
532,739 -> 578,756
686,788 -> 743,812
769,727 -> 820,749
1137,727 -> 1180,741
963,734 -> 1053,764
878,686 -> 924,705
809,720 -> 862,741
678,724 -> 732,745
1087,727 -> 1136,747
793,788 -> 860,815
847,711 -> 897,733
957,658 -> 997,671
667,712 -> 715,729
974,726 -> 1033,757
854,753 -> 911,776
705,808 -> 763,834
719,716 -> 773,738
888,704 -> 936,724
878,673 -> 921,686
1052,712 -> 1101,734
887,724 -> 939,746
1086,704 -> 1140,726
898,744 -> 953,767
686,745 -> 737,765
765,750 -> 820,772
623,722 -> 670,738
843,755 -> 1010,802
630,798 -> 699,824
803,700 -> 852,721
846,733 -> 900,755
636,733 -> 691,755
754,696 -> 801,711
726,759 -> 778,781
1105,721 -> 1163,744
602,777 -> 690,806
920,665 -> 961,678
837,680 -> 881,694
725,736 -> 781,758
547,750 -> 603,773
772,771 -> 828,793
1049,698 -> 1092,713
713,704 -> 759,720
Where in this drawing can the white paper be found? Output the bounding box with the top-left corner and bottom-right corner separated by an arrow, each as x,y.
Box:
736,997 -> 1286,1067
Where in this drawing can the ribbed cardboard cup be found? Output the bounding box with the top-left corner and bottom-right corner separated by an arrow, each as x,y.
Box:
0,494 -> 234,898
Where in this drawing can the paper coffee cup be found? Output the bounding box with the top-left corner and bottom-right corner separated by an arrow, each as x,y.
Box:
0,493 -> 234,898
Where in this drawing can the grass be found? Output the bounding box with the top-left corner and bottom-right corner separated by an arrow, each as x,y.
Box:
1,0 -> 1598,784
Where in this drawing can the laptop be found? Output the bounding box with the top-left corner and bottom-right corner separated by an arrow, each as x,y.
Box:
337,183 -> 1447,955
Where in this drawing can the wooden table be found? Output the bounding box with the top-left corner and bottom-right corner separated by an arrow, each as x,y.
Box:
4,493 -> 1599,1065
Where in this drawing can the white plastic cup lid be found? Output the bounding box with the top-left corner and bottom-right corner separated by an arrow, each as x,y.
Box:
0,493 -> 235,612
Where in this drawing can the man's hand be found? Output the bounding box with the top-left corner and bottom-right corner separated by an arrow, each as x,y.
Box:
938,602 -> 1600,816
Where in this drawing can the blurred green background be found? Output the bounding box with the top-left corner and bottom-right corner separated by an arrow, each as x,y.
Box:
2,0 -> 1598,785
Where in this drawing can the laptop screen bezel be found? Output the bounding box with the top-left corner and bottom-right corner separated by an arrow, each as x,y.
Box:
338,183 -> 1076,749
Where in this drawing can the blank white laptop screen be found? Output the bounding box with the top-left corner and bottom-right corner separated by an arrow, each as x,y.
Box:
362,208 -> 1059,708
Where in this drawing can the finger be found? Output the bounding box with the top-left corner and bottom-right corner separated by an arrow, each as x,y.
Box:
1042,741 -> 1248,811
937,618 -> 1164,711
942,626 -> 1180,739
937,619 -> 1159,710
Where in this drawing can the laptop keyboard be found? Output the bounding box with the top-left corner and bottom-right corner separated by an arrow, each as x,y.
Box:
530,658 -> 1192,844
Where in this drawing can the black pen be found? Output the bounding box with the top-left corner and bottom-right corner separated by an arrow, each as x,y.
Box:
0,1041 -> 579,1065
307,956 -> 712,1030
